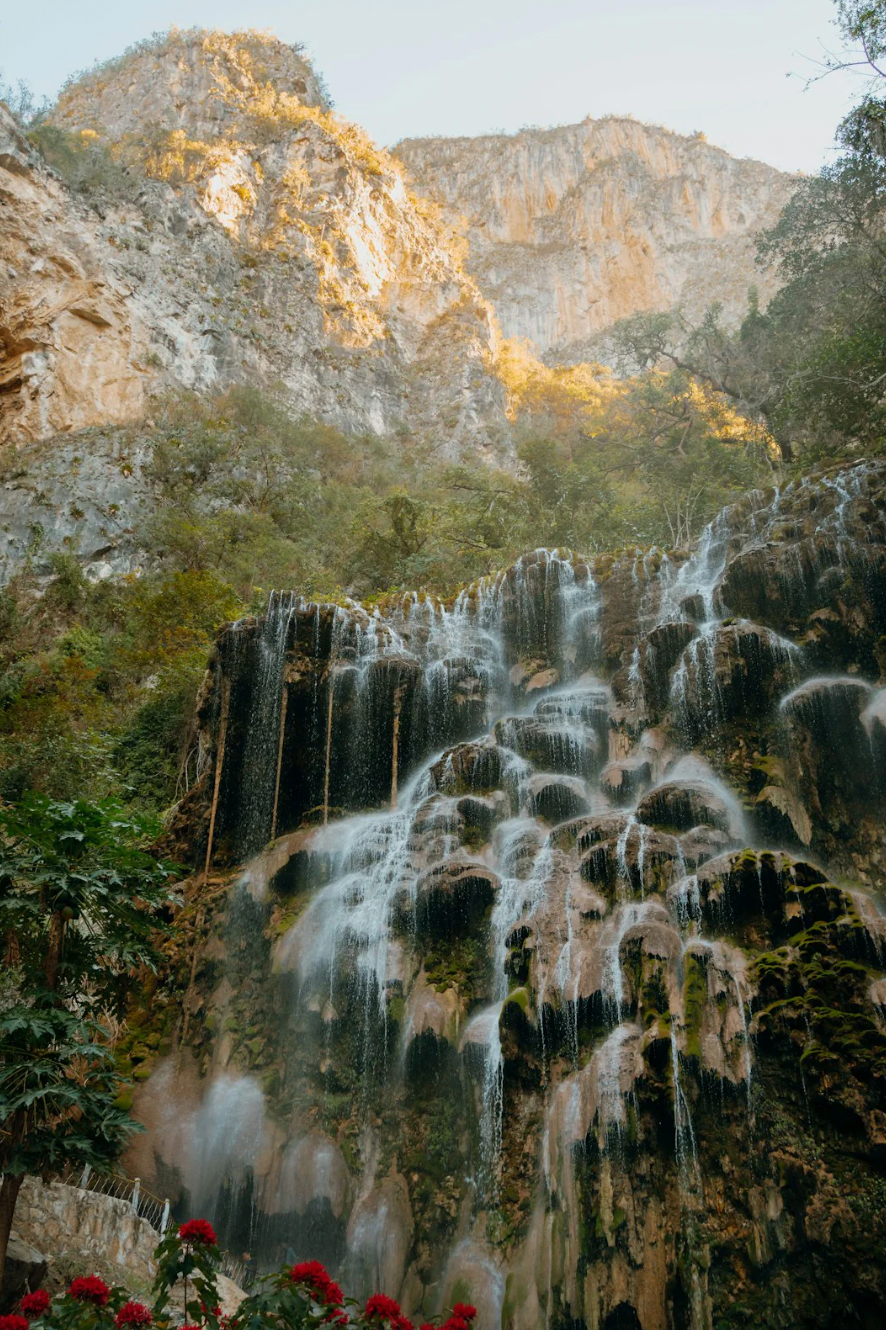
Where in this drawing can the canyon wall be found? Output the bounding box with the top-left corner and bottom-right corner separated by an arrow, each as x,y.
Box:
396,118 -> 796,364
1,30 -> 795,457
1,31 -> 506,457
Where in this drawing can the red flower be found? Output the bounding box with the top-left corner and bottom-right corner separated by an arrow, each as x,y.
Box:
115,1304 -> 152,1327
68,1276 -> 110,1306
394,1318 -> 414,1330
178,1218 -> 218,1246
365,1294 -> 403,1323
0,1316 -> 30,1330
452,1308 -> 477,1323
20,1291 -> 50,1318
289,1260 -> 344,1308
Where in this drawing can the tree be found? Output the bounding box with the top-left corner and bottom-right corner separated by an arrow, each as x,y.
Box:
0,797 -> 173,1284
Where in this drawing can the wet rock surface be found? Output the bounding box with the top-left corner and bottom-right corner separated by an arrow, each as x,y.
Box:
145,474 -> 886,1329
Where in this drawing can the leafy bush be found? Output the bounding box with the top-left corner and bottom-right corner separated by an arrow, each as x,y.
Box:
0,798 -> 174,1284
27,123 -> 143,201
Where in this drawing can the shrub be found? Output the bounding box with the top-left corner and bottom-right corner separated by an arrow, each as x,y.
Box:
18,1222 -> 478,1329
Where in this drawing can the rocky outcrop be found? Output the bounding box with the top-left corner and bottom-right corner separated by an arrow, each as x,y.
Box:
0,105 -> 152,446
1,31 -> 507,457
396,118 -> 796,362
7,1177 -> 157,1306
3,29 -> 798,460
124,462 -> 886,1330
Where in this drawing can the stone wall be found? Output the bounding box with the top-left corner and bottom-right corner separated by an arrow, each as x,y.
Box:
12,1177 -> 159,1286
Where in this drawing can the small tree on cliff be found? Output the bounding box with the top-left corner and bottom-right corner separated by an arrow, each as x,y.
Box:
0,796 -> 173,1284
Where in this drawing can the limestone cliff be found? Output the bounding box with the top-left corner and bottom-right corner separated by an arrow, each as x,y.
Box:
0,106 -> 152,444
395,119 -> 796,362
1,29 -> 796,457
1,30 -> 506,456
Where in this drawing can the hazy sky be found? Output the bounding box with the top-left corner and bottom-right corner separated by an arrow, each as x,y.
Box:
0,0 -> 870,172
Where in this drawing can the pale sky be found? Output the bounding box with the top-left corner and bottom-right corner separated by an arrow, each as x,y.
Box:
0,0 -> 871,172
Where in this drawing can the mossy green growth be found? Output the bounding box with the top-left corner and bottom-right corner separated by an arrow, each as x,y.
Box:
683,951 -> 709,1060
505,986 -> 530,1015
423,922 -> 490,1001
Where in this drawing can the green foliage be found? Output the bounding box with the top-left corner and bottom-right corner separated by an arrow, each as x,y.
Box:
0,798 -> 172,1212
27,122 -> 143,201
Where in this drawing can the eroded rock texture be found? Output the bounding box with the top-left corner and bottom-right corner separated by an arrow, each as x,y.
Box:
1,31 -> 505,457
395,118 -> 795,364
126,464 -> 886,1330
2,30 -> 794,457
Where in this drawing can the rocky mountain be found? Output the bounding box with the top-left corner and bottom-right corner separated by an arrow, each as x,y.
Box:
0,28 -> 794,462
397,119 -> 796,364
0,31 -> 505,457
127,463 -> 886,1329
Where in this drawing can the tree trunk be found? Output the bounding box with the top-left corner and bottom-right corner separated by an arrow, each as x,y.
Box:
44,912 -> 62,992
0,1172 -> 24,1290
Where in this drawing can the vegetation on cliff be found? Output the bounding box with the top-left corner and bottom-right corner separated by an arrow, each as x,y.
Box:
612,1 -> 886,468
0,798 -> 172,1284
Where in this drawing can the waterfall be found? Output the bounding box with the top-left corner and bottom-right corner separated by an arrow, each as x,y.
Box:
166,464 -> 886,1328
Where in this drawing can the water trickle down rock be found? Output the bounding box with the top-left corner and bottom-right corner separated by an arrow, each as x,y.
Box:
140,473 -> 886,1329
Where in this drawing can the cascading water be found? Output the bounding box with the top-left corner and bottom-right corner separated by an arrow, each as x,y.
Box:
151,468 -> 886,1330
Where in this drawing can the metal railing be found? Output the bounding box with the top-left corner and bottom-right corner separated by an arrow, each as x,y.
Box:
54,1166 -> 250,1287
58,1163 -> 172,1235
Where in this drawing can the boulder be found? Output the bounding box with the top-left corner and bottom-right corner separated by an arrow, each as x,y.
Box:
527,773 -> 591,824
600,757 -> 652,803
780,676 -> 879,825
636,779 -> 743,838
579,826 -> 683,896
0,1233 -> 47,1313
670,619 -> 799,740
494,715 -> 599,777
636,620 -> 697,714
429,741 -> 505,795
414,857 -> 498,935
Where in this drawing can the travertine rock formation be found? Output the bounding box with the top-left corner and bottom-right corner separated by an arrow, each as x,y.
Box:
396,119 -> 796,362
128,463 -> 886,1329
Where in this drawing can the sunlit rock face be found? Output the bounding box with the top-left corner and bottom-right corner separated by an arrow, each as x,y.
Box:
395,118 -> 796,362
1,31 -> 506,457
131,463 -> 886,1329
0,105 -> 152,446
3,31 -> 795,458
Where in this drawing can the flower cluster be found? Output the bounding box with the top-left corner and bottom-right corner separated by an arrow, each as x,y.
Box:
178,1218 -> 218,1246
289,1259 -> 344,1307
364,1293 -> 414,1330
114,1304 -> 153,1327
68,1276 -> 111,1306
19,1291 -> 50,1319
9,1234 -> 479,1330
445,1305 -> 478,1330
